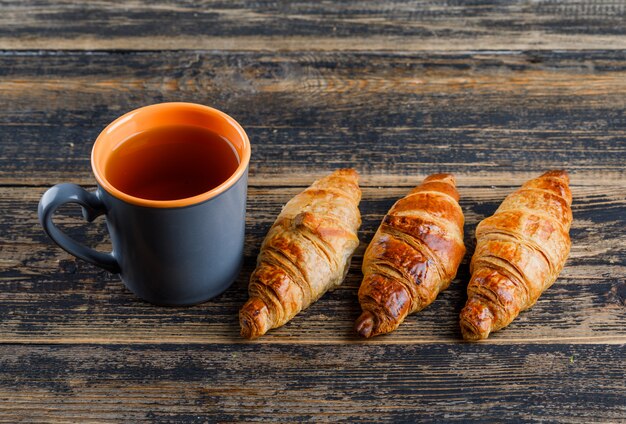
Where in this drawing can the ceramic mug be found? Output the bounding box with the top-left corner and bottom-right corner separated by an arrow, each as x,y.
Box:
38,102 -> 251,305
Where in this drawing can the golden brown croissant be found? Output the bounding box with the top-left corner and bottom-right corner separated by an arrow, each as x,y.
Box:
240,169 -> 362,339
355,174 -> 466,338
460,170 -> 573,340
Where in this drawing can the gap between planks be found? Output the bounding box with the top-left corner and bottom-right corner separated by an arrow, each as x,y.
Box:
2,173 -> 626,188
0,335 -> 624,346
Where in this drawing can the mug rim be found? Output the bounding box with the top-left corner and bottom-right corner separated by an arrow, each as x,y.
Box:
91,102 -> 251,208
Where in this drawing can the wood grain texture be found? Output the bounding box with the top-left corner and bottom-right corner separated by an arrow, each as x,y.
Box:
2,2 -> 626,420
0,344 -> 624,422
1,0 -> 626,51
1,51 -> 625,185
1,183 -> 624,344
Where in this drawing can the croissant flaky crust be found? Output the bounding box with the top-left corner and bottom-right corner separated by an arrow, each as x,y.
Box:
355,174 -> 466,338
240,169 -> 362,339
460,170 -> 573,340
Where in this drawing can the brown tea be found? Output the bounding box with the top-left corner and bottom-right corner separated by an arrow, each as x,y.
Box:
105,125 -> 239,201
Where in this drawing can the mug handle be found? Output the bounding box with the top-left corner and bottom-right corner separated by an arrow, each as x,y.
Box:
38,183 -> 121,274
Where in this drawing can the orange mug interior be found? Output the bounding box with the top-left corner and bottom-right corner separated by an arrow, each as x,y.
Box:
91,102 -> 251,208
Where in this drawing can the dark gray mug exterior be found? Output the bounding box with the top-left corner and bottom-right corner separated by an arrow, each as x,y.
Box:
102,168 -> 248,305
38,169 -> 247,306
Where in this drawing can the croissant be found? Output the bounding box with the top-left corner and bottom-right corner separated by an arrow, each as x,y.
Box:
355,173 -> 466,338
240,169 -> 362,339
460,170 -> 573,340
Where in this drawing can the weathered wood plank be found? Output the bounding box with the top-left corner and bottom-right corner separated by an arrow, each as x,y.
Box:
0,343 -> 624,422
0,51 -> 625,185
1,1 -> 626,51
1,183 -> 624,345
1,1 -> 624,420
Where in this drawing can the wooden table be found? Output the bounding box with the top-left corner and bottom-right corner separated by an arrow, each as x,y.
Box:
1,2 -> 625,422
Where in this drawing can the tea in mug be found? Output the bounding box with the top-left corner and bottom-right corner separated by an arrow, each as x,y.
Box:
105,125 -> 240,201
